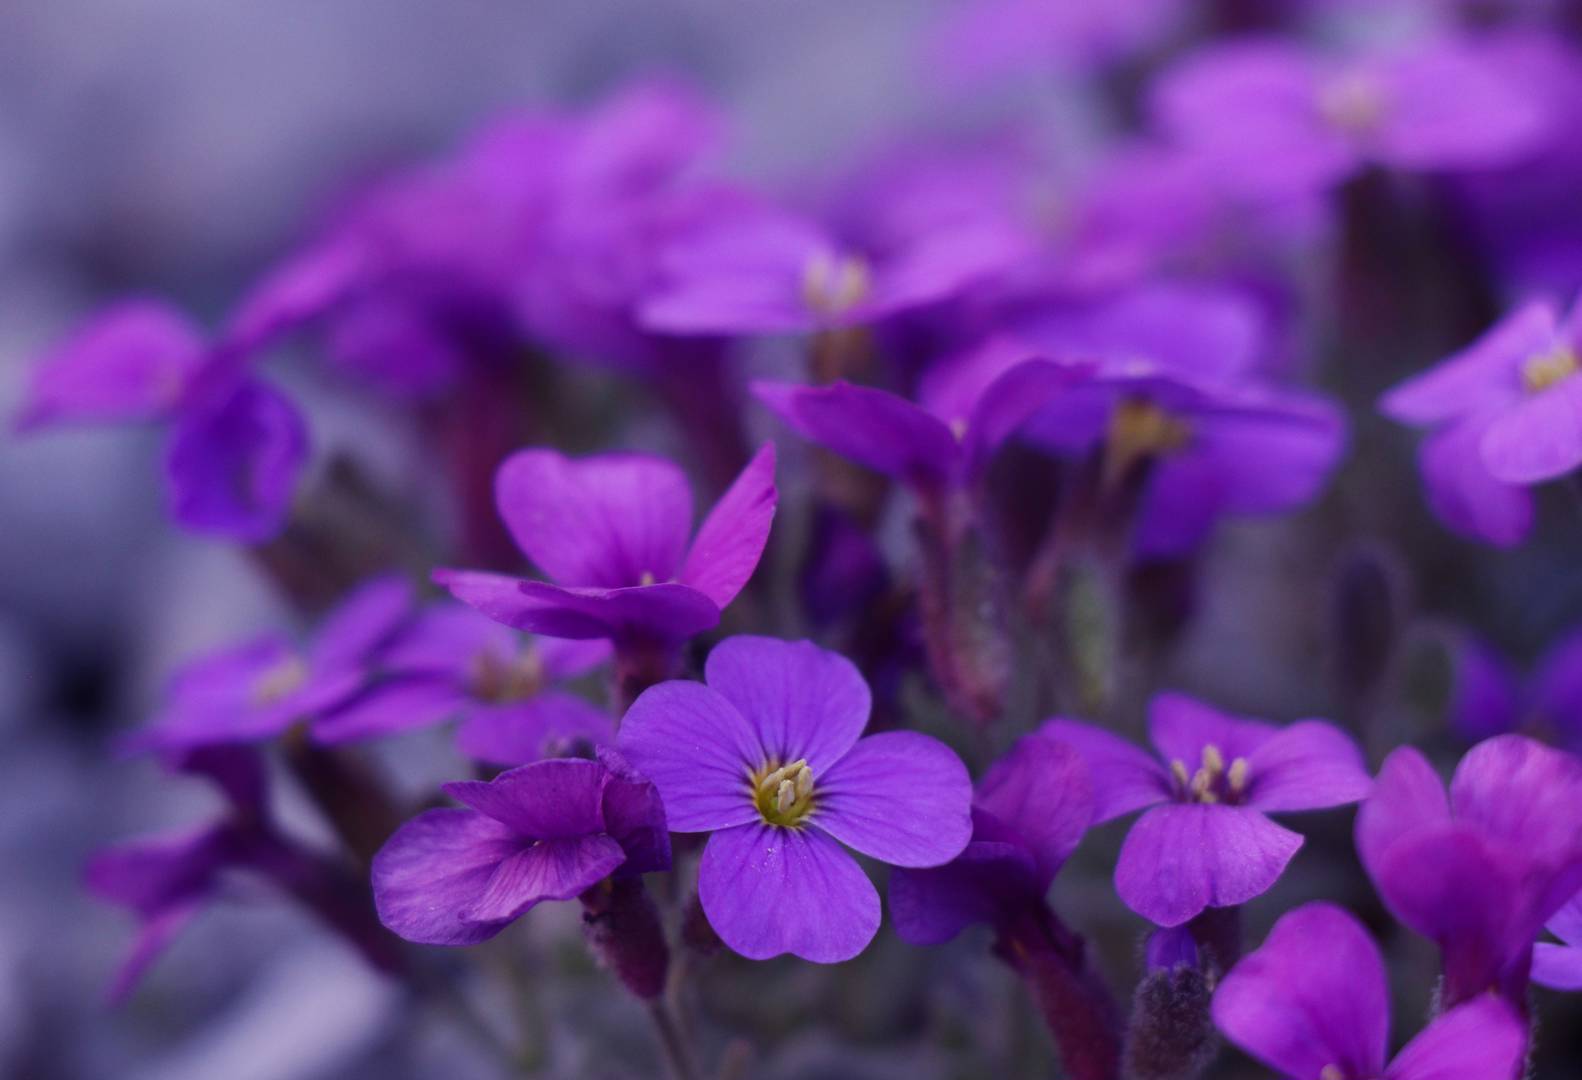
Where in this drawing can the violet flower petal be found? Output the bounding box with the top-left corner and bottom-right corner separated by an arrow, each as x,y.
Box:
1355,746 -> 1451,879
697,823 -> 880,963
1380,301 -> 1551,425
596,747 -> 672,876
617,680 -> 763,832
973,736 -> 1094,885
371,808 -> 525,945
1531,941 -> 1582,991
460,835 -> 625,924
455,693 -> 615,766
678,442 -> 778,609
308,574 -> 415,673
1418,417 -> 1534,547
1383,996 -> 1526,1080
752,380 -> 960,487
442,758 -> 609,839
312,676 -> 466,744
1480,374 -> 1582,484
889,839 -> 1038,946
1115,804 -> 1302,927
814,731 -> 973,868
1039,718 -> 1171,824
1243,720 -> 1372,813
514,580 -> 722,641
1148,693 -> 1276,768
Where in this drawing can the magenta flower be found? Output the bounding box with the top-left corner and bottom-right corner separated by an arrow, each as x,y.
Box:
126,575 -> 416,752
15,302 -> 308,541
1356,735 -> 1582,1005
1152,36 -> 1549,200
313,603 -> 613,765
617,636 -> 973,962
1045,693 -> 1371,926
435,443 -> 776,644
1381,296 -> 1582,544
1214,902 -> 1527,1080
890,736 -> 1093,946
372,752 -> 668,946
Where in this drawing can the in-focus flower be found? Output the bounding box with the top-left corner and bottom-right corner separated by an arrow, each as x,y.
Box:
1356,734 -> 1582,1005
15,302 -> 309,541
1381,296 -> 1582,544
1444,626 -> 1582,750
1214,901 -> 1527,1080
313,603 -> 613,765
125,575 -> 416,752
1045,693 -> 1371,926
889,735 -> 1092,946
372,752 -> 668,945
435,443 -> 776,645
617,636 -> 973,962
1152,36 -> 1550,200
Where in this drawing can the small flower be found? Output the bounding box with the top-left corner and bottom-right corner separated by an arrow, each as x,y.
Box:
890,736 -> 1093,946
617,636 -> 973,962
312,603 -> 613,765
435,443 -> 776,645
1443,626 -> 1582,749
126,575 -> 416,752
1045,693 -> 1371,926
1214,902 -> 1527,1080
372,751 -> 668,945
1356,734 -> 1582,1005
1381,296 -> 1582,544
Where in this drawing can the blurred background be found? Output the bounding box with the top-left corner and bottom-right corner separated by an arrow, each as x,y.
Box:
4,1 -> 1582,1077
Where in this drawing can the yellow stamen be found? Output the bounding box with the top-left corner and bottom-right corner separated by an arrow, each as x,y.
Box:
1170,759 -> 1191,789
751,758 -> 816,827
1318,71 -> 1385,134
1104,398 -> 1192,489
639,570 -> 657,587
1227,757 -> 1250,795
1200,743 -> 1225,778
1319,1066 -> 1346,1080
470,646 -> 545,704
1522,344 -> 1580,394
802,252 -> 871,318
252,655 -> 308,706
949,417 -> 968,442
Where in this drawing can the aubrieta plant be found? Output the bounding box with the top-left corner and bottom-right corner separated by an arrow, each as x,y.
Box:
25,1 -> 1582,1077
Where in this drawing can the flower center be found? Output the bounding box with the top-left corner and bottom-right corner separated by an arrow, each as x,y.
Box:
1522,344 -> 1579,394
801,252 -> 871,318
750,758 -> 816,827
1104,397 -> 1192,488
251,655 -> 308,707
1169,743 -> 1250,805
1319,1067 -> 1346,1080
470,646 -> 545,704
1318,71 -> 1386,135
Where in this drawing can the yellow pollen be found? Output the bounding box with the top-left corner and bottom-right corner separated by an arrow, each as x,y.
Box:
1227,757 -> 1250,795
1200,743 -> 1225,777
251,655 -> 308,706
1104,398 -> 1192,489
1189,769 -> 1219,804
1318,71 -> 1386,134
1522,344 -> 1580,394
752,758 -> 816,827
802,252 -> 871,318
1170,759 -> 1191,789
470,646 -> 545,704
949,417 -> 968,442
1320,1067 -> 1346,1080
639,570 -> 657,586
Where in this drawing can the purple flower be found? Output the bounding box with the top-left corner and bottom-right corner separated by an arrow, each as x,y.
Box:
1533,890 -> 1582,991
1045,693 -> 1371,926
923,0 -> 1180,86
1356,735 -> 1582,1005
126,575 -> 416,752
889,736 -> 1092,946
1444,627 -> 1582,749
1152,36 -> 1550,200
1214,901 -> 1527,1080
372,752 -> 668,945
1381,296 -> 1582,544
15,304 -> 309,541
313,603 -> 613,765
435,443 -> 776,644
617,636 -> 973,962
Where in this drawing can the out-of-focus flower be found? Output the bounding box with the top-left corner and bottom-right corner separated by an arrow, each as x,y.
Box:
1381,296 -> 1582,544
1046,693 -> 1371,926
889,736 -> 1092,945
1356,735 -> 1582,1005
313,603 -> 613,765
126,576 -> 415,752
434,444 -> 776,645
922,0 -> 1181,86
1151,36 -> 1550,200
1533,890 -> 1582,991
1214,901 -> 1527,1080
1445,627 -> 1582,749
617,636 -> 972,962
372,752 -> 669,945
15,302 -> 309,541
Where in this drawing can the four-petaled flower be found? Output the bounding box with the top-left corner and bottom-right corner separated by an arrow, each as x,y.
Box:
617,636 -> 973,962
1214,901 -> 1527,1080
1045,693 -> 1371,926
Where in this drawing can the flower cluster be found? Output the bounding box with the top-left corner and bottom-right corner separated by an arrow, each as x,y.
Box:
25,2 -> 1582,1078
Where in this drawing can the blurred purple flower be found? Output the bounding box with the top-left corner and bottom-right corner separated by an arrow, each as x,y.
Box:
435,443 -> 776,644
126,575 -> 416,752
1152,36 -> 1550,200
617,636 -> 972,962
924,0 -> 1180,86
372,752 -> 668,945
15,302 -> 309,541
1445,627 -> 1582,749
1045,693 -> 1371,926
1214,901 -> 1527,1080
1356,735 -> 1582,1005
1534,890 -> 1582,991
313,603 -> 613,765
890,736 -> 1092,945
1382,296 -> 1582,543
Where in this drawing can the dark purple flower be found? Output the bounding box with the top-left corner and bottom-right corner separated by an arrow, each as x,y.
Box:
1356,735 -> 1582,1005
617,636 -> 973,962
313,603 -> 613,765
1381,296 -> 1582,544
1152,36 -> 1550,200
372,752 -> 668,945
435,443 -> 776,644
1214,901 -> 1527,1080
1045,693 -> 1371,926
1445,627 -> 1582,750
889,736 -> 1092,945
126,575 -> 416,752
1533,890 -> 1582,991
